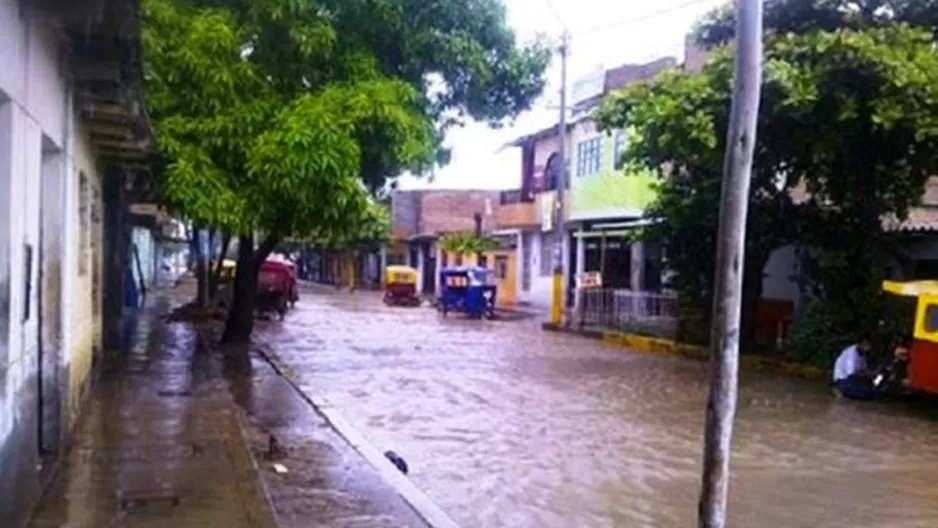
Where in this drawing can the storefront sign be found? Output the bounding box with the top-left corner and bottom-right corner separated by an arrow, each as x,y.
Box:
576,271 -> 603,289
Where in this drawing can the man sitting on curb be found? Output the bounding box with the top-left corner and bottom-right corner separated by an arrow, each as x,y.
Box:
833,334 -> 876,400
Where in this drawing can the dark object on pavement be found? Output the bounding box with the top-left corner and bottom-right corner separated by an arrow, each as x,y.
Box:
384,450 -> 408,475
267,434 -> 285,459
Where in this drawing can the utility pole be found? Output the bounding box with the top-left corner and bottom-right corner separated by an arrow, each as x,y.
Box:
697,0 -> 763,526
550,29 -> 570,326
474,212 -> 484,264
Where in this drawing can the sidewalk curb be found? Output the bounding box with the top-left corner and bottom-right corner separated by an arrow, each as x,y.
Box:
543,323 -> 828,382
254,347 -> 461,528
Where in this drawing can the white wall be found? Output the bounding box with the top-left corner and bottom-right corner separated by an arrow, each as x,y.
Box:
762,245 -> 799,302
517,229 -> 570,311
0,0 -> 105,491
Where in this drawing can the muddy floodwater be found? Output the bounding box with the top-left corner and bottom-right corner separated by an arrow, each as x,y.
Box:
257,288 -> 938,528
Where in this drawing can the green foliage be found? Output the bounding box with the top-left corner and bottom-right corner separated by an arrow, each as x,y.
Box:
619,321 -> 676,340
785,298 -> 854,368
439,232 -> 500,255
143,0 -> 550,249
596,22 -> 938,352
315,201 -> 392,251
694,0 -> 938,48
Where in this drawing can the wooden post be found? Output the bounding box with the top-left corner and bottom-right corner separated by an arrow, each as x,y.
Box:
697,0 -> 763,526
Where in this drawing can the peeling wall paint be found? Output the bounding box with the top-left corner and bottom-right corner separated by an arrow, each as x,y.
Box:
0,0 -> 107,522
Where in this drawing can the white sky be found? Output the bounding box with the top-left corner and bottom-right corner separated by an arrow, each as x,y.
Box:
396,0 -> 726,191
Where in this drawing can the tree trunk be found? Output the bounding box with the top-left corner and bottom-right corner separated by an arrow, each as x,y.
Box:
333,254 -> 342,289
194,227 -> 208,308
347,253 -> 358,292
220,232 -> 280,345
221,234 -> 257,345
185,223 -> 195,271
698,0 -> 762,526
209,232 -> 232,299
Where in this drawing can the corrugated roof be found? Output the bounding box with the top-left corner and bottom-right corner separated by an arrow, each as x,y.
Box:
883,207 -> 938,233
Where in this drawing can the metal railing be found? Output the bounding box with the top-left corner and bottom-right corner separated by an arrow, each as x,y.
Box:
576,288 -> 678,336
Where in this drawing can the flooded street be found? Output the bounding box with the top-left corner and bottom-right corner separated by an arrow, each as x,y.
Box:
257,287 -> 938,527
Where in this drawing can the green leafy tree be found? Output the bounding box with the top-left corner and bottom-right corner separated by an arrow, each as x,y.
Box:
143,0 -> 550,343
439,232 -> 500,256
597,24 -> 938,356
694,0 -> 938,47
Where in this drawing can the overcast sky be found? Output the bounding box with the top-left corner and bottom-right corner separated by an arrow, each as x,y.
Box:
395,0 -> 726,191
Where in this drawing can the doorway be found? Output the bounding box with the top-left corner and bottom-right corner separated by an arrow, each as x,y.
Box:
37,135 -> 64,456
421,242 -> 436,295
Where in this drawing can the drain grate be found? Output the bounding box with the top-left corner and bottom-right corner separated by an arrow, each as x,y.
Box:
117,489 -> 181,511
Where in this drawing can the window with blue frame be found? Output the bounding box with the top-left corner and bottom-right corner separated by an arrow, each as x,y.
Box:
613,130 -> 626,171
575,137 -> 602,177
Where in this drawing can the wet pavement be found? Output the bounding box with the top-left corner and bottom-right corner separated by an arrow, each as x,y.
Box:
212,338 -> 431,528
27,290 -> 431,528
255,286 -> 938,528
27,294 -> 279,528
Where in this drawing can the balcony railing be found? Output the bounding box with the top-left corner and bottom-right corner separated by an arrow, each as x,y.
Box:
499,189 -> 535,205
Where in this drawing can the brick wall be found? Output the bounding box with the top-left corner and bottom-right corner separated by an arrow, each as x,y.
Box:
419,190 -> 501,234
604,57 -> 678,91
390,190 -> 422,239
684,34 -> 710,73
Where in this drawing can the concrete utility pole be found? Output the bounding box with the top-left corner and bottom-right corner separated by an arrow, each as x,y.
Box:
550,29 -> 570,325
697,0 -> 763,526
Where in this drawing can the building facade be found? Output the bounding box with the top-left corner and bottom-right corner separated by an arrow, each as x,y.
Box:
498,58 -> 677,312
387,189 -> 510,298
0,0 -> 152,523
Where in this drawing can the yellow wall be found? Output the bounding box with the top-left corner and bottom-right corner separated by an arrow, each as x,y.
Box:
65,128 -> 104,424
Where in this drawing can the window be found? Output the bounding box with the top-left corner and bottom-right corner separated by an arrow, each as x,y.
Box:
540,232 -> 556,276
22,244 -> 33,322
926,304 -> 938,333
78,172 -> 89,275
575,137 -> 602,177
546,153 -> 561,190
91,186 -> 102,314
613,130 -> 626,171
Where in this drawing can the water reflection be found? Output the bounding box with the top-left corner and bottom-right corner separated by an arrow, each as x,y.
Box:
256,288 -> 938,528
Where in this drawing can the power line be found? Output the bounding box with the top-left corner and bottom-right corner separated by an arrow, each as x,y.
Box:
574,0 -> 718,38
542,0 -> 568,30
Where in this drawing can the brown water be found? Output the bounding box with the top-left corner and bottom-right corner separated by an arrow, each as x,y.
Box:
257,287 -> 938,528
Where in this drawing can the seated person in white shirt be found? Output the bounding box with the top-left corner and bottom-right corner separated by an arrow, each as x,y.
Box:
833,334 -> 876,400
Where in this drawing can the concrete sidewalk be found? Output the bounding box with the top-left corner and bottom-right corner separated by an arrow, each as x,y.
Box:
26,291 -> 435,528
228,351 -> 433,528
26,294 -> 279,528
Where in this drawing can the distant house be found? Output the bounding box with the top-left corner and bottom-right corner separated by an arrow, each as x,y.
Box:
499,57 -> 677,311
388,189 -> 519,305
